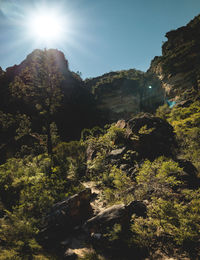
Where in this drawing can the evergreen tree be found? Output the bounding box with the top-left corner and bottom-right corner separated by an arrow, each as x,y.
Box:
10,50 -> 64,154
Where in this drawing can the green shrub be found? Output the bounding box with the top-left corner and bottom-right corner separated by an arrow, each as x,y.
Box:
0,210 -> 50,259
53,141 -> 86,178
168,101 -> 200,170
134,157 -> 182,200
130,157 -> 200,256
155,104 -> 171,120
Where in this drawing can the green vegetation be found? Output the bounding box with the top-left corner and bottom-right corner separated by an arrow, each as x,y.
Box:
85,69 -> 144,96
0,37 -> 200,259
0,148 -> 84,259
156,101 -> 200,171
10,50 -> 64,155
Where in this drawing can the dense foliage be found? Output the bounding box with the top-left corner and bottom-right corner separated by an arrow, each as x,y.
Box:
1,98 -> 200,258
0,148 -> 84,259
156,101 -> 200,170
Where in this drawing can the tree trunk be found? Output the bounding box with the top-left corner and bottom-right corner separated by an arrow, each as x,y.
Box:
46,121 -> 52,155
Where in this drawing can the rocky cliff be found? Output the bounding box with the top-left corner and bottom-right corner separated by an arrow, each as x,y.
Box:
149,14 -> 200,101
0,49 -> 165,142
85,70 -> 164,122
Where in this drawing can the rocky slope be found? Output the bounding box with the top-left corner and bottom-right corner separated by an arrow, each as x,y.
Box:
149,14 -> 200,101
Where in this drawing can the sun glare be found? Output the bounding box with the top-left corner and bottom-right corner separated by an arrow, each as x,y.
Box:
31,14 -> 61,40
27,9 -> 66,45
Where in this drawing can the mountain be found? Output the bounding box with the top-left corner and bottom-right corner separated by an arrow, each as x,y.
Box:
0,49 -> 165,145
0,49 -> 97,141
149,14 -> 200,102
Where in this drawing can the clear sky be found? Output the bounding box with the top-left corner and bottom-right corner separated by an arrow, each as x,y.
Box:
0,0 -> 200,79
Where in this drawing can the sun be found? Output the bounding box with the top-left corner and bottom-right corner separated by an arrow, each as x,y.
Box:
27,9 -> 66,45
31,14 -> 62,41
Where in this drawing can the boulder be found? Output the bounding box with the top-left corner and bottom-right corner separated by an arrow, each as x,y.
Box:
84,201 -> 146,234
109,147 -> 126,158
127,114 -> 176,160
39,188 -> 93,244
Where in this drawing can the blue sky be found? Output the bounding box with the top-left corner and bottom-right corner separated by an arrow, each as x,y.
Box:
0,0 -> 200,79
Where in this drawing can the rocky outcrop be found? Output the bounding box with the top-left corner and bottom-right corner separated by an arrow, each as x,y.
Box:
86,114 -> 177,177
85,70 -> 164,122
39,188 -> 93,244
38,186 -> 147,259
84,201 -> 146,234
126,114 -> 176,159
115,114 -> 176,160
149,15 -> 200,101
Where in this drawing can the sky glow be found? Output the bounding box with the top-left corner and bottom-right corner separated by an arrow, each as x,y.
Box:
27,12 -> 64,44
0,0 -> 200,78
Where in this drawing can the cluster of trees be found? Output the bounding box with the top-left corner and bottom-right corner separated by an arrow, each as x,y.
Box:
9,49 -> 64,155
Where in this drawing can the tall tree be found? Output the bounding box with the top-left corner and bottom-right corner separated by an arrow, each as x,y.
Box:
10,50 -> 64,154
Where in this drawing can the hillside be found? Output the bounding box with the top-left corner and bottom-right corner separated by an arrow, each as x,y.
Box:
0,14 -> 200,260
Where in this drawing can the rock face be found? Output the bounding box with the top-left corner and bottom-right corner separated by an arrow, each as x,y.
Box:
84,201 -> 146,233
149,15 -> 200,101
85,70 -> 164,122
39,186 -> 147,259
39,188 -> 93,244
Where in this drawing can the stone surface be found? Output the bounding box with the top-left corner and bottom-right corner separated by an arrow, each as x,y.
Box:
84,201 -> 146,233
127,113 -> 176,160
85,69 -> 164,122
39,188 -> 93,243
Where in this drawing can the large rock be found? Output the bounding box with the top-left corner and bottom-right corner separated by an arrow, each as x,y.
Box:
127,114 -> 176,160
39,188 -> 93,244
84,201 -> 146,234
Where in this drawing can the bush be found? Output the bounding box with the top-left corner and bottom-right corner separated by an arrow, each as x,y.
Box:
53,141 -> 86,178
130,157 -> 200,256
134,157 -> 183,200
168,101 -> 200,170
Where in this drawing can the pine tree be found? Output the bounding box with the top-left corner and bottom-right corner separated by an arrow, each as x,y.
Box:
10,49 -> 64,154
